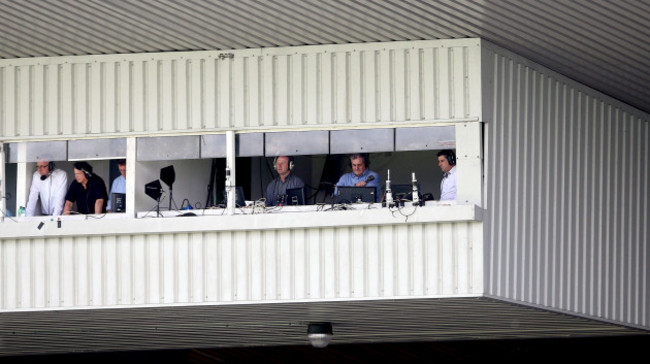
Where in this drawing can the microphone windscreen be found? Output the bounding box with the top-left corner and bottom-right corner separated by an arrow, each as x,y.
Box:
40,175 -> 47,181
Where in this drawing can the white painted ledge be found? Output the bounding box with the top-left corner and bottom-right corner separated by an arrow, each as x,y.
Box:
1,203 -> 483,239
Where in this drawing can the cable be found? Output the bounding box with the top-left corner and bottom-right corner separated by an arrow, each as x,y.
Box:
0,208 -> 18,222
250,198 -> 267,214
0,194 -> 19,222
303,183 -> 320,205
389,202 -> 418,222
86,211 -> 108,219
141,203 -> 163,218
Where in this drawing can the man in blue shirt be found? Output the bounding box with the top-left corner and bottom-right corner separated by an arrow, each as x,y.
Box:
107,159 -> 126,212
265,156 -> 305,206
335,153 -> 381,202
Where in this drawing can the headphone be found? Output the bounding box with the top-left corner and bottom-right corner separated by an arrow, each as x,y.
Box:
74,162 -> 93,179
439,150 -> 456,166
348,153 -> 370,168
39,161 -> 56,181
273,156 -> 295,171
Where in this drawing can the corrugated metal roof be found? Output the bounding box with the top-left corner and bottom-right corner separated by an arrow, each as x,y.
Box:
0,0 -> 648,115
0,297 -> 644,357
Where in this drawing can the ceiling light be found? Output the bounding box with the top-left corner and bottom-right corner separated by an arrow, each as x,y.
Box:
307,322 -> 333,348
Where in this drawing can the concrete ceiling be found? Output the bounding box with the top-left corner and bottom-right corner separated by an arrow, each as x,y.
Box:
1,0 -> 649,115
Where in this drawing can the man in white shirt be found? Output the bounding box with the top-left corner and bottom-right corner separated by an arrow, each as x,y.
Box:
25,158 -> 68,216
437,149 -> 457,201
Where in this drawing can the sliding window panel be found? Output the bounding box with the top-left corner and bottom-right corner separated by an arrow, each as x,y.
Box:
68,138 -> 127,160
5,143 -> 18,163
137,136 -> 200,161
395,126 -> 456,151
6,141 -> 68,163
201,133 -> 264,158
236,133 -> 264,157
265,130 -> 329,156
330,129 -> 393,154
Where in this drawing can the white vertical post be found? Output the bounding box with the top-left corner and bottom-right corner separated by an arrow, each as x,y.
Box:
456,121 -> 483,206
125,137 -> 136,218
226,130 -> 236,215
16,142 -> 29,213
0,142 -> 5,222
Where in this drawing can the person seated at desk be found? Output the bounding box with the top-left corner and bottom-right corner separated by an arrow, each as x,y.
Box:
25,157 -> 68,217
265,156 -> 305,206
107,159 -> 126,212
437,149 -> 457,201
335,153 -> 380,202
63,161 -> 108,215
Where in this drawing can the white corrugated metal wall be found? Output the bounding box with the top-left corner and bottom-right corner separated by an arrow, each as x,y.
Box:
0,222 -> 483,310
1,38 -> 485,311
483,42 -> 649,329
0,39 -> 481,139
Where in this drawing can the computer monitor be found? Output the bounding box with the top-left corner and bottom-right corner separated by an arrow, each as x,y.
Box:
111,193 -> 126,213
335,186 -> 376,203
222,186 -> 246,207
285,187 -> 306,206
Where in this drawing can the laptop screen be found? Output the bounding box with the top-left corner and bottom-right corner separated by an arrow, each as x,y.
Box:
335,186 -> 376,203
222,187 -> 246,207
285,187 -> 306,205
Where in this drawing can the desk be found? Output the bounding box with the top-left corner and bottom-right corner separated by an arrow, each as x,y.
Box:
135,200 -> 457,218
2,201 -> 473,239
5,212 -> 128,223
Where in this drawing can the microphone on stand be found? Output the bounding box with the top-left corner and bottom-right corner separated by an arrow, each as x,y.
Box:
411,172 -> 421,206
384,169 -> 394,208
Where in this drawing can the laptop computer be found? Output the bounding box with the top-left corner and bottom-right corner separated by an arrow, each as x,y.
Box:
335,186 -> 376,203
222,187 -> 246,207
285,187 -> 306,205
111,193 -> 126,212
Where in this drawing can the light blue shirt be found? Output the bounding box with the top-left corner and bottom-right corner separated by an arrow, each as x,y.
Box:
107,175 -> 126,211
335,169 -> 381,202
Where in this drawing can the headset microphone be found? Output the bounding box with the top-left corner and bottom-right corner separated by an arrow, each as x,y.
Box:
447,150 -> 456,166
39,161 -> 56,180
273,156 -> 295,171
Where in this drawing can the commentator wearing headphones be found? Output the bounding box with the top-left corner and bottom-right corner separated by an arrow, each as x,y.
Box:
25,156 -> 68,217
63,161 -> 108,215
437,149 -> 457,201
335,153 -> 381,202
265,156 -> 305,206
